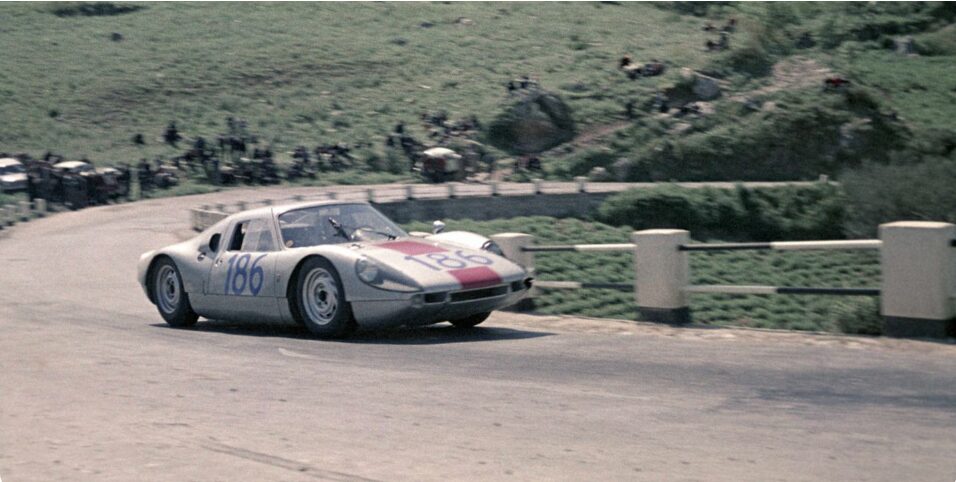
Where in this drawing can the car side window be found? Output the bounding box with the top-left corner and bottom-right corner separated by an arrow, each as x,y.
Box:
239,219 -> 275,252
228,222 -> 247,251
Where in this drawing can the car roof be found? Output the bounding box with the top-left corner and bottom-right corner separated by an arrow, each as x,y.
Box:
0,157 -> 23,168
224,200 -> 372,222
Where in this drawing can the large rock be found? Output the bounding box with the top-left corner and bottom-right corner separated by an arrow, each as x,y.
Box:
486,90 -> 576,154
692,74 -> 722,100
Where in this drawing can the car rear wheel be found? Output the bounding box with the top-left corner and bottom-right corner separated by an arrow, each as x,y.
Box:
153,258 -> 198,327
449,312 -> 491,329
294,257 -> 355,338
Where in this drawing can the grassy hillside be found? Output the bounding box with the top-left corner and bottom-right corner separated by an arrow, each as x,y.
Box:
3,2 -> 953,182
0,2 -> 706,162
403,216 -> 881,334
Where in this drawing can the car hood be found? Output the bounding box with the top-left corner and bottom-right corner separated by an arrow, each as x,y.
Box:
357,238 -> 527,291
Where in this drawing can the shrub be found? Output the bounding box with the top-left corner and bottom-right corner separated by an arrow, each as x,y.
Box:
833,298 -> 882,335
841,156 -> 956,237
51,2 -> 145,17
597,183 -> 846,241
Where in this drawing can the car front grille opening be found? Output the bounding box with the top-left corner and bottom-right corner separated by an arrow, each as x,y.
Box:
424,292 -> 447,304
450,285 -> 509,302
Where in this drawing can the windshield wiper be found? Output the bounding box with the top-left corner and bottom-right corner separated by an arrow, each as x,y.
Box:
327,217 -> 351,240
327,218 -> 396,240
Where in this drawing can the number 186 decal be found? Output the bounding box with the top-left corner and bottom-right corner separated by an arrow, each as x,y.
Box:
404,250 -> 492,271
224,253 -> 267,296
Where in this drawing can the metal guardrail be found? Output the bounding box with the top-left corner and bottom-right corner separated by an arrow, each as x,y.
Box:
683,285 -> 880,296
535,281 -> 632,291
499,235 -> 883,299
678,240 -> 882,251
676,239 -> 882,296
522,243 -> 636,253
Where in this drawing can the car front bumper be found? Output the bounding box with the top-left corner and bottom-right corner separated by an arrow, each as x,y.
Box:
351,279 -> 532,328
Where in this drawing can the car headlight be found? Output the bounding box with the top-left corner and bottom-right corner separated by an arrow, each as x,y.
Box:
355,256 -> 421,292
482,240 -> 504,257
355,258 -> 380,283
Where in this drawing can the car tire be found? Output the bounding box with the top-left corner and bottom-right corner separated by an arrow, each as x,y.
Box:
449,312 -> 491,329
294,257 -> 355,338
152,258 -> 199,327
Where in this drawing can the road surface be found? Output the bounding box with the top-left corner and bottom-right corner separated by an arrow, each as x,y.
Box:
1,187 -> 954,481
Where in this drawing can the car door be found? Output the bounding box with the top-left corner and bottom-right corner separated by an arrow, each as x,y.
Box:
204,216 -> 282,321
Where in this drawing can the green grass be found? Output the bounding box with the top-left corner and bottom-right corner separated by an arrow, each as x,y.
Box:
0,2 -> 709,165
403,216 -> 881,333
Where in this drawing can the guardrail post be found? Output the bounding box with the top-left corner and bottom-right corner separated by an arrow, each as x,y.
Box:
367,188 -> 375,203
879,221 -> 956,338
4,205 -> 15,226
633,229 -> 691,324
405,185 -> 415,200
34,198 -> 47,218
491,233 -> 536,311
448,183 -> 457,199
574,176 -> 587,193
18,201 -> 31,221
532,178 -> 543,195
489,181 -> 499,197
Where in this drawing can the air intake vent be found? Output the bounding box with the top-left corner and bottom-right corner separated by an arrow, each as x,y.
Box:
450,285 -> 508,302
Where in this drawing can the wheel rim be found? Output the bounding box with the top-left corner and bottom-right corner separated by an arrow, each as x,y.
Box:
302,268 -> 339,326
155,265 -> 181,315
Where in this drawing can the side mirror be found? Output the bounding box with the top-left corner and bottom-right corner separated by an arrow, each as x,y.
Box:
202,233 -> 221,253
432,220 -> 446,234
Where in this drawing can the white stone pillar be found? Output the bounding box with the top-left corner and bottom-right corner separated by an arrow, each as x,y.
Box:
405,185 -> 415,200
18,201 -> 31,221
880,221 -> 956,338
34,198 -> 47,217
532,178 -> 543,195
491,233 -> 537,311
633,229 -> 691,324
489,181 -> 499,197
574,176 -> 588,193
448,183 -> 457,198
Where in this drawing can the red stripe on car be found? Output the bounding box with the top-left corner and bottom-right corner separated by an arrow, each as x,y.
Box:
379,241 -> 447,256
448,267 -> 502,290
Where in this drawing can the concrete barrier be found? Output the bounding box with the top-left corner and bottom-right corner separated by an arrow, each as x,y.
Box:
34,199 -> 47,218
491,233 -> 537,311
633,229 -> 691,324
880,221 -> 956,338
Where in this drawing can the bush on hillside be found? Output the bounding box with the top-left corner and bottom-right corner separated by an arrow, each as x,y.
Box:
841,156 -> 956,237
597,183 -> 846,241
486,91 -> 576,155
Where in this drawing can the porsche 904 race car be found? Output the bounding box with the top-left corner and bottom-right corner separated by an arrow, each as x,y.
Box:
138,201 -> 533,337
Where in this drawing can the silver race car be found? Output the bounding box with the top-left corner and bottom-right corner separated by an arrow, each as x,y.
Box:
138,201 -> 532,337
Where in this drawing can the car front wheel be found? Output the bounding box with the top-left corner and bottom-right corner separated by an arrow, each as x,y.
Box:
294,257 -> 355,338
449,312 -> 491,329
153,258 -> 199,327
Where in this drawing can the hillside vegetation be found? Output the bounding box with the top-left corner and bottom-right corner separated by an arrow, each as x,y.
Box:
2,2 -> 954,187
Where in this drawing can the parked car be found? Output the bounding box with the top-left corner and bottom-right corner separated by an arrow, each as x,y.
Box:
0,157 -> 27,193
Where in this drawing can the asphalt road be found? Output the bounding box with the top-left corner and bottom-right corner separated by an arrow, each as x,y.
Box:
2,187 -> 955,481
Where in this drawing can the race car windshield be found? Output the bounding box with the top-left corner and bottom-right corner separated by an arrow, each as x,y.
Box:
278,203 -> 408,248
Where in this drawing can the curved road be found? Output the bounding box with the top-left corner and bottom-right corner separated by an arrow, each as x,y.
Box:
1,188 -> 955,481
